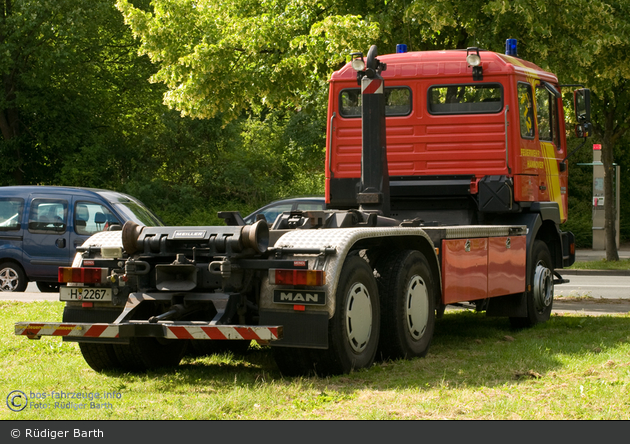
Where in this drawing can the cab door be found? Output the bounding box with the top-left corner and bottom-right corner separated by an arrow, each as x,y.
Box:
22,196 -> 71,279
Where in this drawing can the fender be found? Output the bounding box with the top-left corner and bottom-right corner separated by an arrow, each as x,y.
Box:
259,227 -> 440,319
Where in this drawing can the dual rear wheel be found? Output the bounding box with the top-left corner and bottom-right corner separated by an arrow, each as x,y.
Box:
274,250 -> 437,376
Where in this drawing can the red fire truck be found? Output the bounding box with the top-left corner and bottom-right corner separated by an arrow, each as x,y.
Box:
15,40 -> 591,376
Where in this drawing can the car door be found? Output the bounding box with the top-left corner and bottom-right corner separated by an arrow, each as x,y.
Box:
69,200 -> 121,257
0,196 -> 25,263
22,196 -> 71,279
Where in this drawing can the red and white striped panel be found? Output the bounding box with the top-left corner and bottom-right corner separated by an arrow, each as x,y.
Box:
15,322 -> 282,342
165,325 -> 282,341
361,77 -> 383,95
15,323 -> 120,339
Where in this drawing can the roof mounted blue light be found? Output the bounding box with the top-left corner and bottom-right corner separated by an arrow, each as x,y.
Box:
396,44 -> 408,54
505,38 -> 518,57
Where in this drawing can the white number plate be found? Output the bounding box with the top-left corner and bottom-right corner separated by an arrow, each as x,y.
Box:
60,287 -> 112,301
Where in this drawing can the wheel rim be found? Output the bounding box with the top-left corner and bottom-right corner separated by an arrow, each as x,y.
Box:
345,282 -> 373,353
406,275 -> 429,340
0,267 -> 19,292
533,261 -> 553,312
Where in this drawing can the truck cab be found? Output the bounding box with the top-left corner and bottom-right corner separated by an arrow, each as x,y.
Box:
327,47 -> 569,222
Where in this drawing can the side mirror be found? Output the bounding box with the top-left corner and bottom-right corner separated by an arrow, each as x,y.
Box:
574,88 -> 592,138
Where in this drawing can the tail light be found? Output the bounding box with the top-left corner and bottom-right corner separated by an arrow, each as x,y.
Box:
58,267 -> 108,284
269,269 -> 325,286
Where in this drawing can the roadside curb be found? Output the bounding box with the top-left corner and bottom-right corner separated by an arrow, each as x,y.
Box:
559,269 -> 630,277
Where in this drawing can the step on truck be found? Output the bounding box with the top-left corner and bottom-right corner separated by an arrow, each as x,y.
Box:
16,40 -> 592,376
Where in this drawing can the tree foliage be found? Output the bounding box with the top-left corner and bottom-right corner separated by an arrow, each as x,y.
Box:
2,0 -> 629,246
116,0 -> 379,121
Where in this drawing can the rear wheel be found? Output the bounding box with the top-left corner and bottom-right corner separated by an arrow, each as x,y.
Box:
510,240 -> 554,328
63,306 -> 123,372
114,338 -> 187,372
272,347 -> 315,377
0,262 -> 27,292
36,281 -> 60,293
312,255 -> 380,375
78,343 -> 122,372
376,250 -> 436,360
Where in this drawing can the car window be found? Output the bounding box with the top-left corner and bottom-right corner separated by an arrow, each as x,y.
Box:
75,202 -> 120,236
28,199 -> 68,233
113,202 -> 163,226
0,198 -> 24,231
296,203 -> 324,211
258,203 -> 293,224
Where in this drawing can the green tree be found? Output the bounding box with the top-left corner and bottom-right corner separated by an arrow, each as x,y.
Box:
0,0 -> 166,188
116,0 -> 379,121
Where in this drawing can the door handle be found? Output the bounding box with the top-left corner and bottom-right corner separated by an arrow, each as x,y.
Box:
56,238 -> 66,248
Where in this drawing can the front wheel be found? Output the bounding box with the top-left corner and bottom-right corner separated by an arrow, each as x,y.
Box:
510,240 -> 554,328
0,262 -> 27,292
312,255 -> 380,375
376,250 -> 436,360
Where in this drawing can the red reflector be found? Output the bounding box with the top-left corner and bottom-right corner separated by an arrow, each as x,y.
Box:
293,305 -> 305,311
570,243 -> 575,254
271,269 -> 325,286
58,267 -> 104,284
82,302 -> 94,308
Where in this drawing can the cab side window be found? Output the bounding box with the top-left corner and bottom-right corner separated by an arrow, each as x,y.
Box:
0,198 -> 24,231
518,83 -> 535,139
340,87 -> 412,117
536,87 -> 551,141
75,202 -> 119,236
28,199 -> 68,233
536,86 -> 560,147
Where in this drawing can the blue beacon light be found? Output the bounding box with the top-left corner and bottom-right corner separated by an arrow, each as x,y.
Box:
396,44 -> 408,54
505,39 -> 518,57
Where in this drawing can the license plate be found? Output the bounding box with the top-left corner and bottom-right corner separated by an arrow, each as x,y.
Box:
273,289 -> 326,305
60,287 -> 112,301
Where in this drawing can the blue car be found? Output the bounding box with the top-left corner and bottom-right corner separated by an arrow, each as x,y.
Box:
243,197 -> 325,225
0,186 -> 163,292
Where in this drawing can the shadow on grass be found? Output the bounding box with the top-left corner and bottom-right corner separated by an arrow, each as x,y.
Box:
94,310 -> 630,394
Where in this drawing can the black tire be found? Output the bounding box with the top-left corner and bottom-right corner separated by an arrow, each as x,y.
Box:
36,281 -> 60,293
189,339 -> 251,357
113,337 -> 187,372
510,240 -> 554,328
63,306 -> 124,372
312,255 -> 380,375
0,262 -> 27,292
78,343 -> 122,372
272,346 -> 315,377
375,250 -> 436,360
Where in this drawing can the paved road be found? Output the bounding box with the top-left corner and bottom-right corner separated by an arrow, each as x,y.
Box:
0,282 -> 59,302
554,274 -> 630,299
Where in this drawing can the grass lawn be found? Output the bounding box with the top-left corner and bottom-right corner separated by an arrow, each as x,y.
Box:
2,301 -> 629,420
568,258 -> 630,270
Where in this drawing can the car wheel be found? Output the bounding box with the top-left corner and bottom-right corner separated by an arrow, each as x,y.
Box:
36,281 -> 60,293
0,262 -> 27,292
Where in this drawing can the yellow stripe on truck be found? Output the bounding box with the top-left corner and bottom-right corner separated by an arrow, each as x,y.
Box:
540,141 -> 564,221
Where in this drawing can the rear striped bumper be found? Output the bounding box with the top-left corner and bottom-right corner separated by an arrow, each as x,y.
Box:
15,322 -> 283,342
